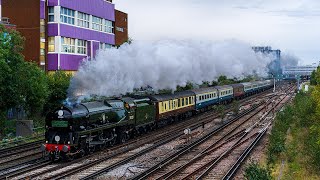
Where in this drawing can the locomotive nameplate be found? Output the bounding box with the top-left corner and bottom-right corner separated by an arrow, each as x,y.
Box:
52,120 -> 68,127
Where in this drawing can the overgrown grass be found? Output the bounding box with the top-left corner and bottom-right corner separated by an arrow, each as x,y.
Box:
267,92 -> 320,179
244,161 -> 272,180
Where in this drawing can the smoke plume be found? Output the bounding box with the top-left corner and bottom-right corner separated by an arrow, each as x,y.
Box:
281,53 -> 299,68
68,39 -> 272,98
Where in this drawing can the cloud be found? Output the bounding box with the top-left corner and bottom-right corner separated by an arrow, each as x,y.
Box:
114,0 -> 320,64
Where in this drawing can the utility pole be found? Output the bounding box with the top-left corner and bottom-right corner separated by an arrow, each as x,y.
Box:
273,77 -> 276,93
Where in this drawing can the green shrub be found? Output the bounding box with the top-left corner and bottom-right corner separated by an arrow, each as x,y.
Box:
244,162 -> 272,180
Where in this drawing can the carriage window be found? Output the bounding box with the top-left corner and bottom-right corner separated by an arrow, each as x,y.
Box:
172,101 -> 174,109
161,102 -> 164,111
164,103 -> 167,110
168,101 -> 171,109
189,97 -> 191,104
186,98 -> 189,105
178,99 -> 180,107
182,98 -> 185,106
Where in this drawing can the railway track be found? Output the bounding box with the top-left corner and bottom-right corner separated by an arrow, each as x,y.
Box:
0,139 -> 43,156
77,91 -> 280,179
222,89 -> 295,179
0,139 -> 44,170
1,86 -> 278,179
4,103 -> 225,179
132,84 -> 296,179
128,85 -> 294,180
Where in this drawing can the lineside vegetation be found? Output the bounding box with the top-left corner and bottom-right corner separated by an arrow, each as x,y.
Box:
248,67 -> 320,179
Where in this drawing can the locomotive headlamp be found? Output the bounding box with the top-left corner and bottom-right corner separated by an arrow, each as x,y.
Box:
45,140 -> 48,143
55,135 -> 60,142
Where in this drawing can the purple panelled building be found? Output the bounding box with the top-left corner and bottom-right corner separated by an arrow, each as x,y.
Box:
1,0 -> 127,73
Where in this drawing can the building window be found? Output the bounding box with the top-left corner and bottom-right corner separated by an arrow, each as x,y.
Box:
48,7 -> 54,22
100,43 -> 112,49
61,37 -> 75,53
60,7 -> 75,25
77,11 -> 90,28
40,19 -> 46,65
48,37 -> 55,52
92,16 -> 102,31
104,20 -> 113,33
116,27 -> 124,32
77,39 -> 87,54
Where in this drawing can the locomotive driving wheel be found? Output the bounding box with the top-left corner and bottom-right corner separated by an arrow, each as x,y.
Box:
120,131 -> 129,143
108,131 -> 117,146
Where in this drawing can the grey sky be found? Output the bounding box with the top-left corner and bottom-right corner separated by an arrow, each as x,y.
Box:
114,0 -> 320,65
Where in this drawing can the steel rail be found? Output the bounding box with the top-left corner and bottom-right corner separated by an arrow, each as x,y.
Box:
129,102 -> 265,180
222,91 -> 295,180
131,85 -> 294,180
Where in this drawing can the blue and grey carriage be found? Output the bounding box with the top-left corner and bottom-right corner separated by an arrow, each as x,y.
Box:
190,87 -> 219,111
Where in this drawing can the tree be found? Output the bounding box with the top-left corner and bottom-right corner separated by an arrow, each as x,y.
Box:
241,75 -> 256,83
217,75 -> 236,85
211,80 -> 218,86
14,62 -> 49,117
310,69 -> 317,85
0,59 -> 11,131
0,25 -> 49,135
176,82 -> 194,92
43,71 -> 72,115
200,81 -> 210,88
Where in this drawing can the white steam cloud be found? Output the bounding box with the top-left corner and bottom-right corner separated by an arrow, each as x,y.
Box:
68,39 -> 272,98
281,53 -> 299,68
